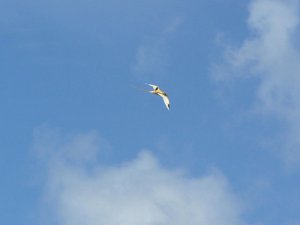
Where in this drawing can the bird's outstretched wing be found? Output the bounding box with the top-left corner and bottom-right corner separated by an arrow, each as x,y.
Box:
146,83 -> 158,90
158,93 -> 170,110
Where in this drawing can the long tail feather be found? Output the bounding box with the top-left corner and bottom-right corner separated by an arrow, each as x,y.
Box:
130,85 -> 149,93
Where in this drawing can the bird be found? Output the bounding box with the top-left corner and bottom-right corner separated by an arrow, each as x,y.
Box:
146,83 -> 170,110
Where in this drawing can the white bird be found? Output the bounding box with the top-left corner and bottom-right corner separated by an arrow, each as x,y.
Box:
146,83 -> 170,110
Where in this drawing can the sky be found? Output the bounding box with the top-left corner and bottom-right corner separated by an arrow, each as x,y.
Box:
1,0 -> 300,224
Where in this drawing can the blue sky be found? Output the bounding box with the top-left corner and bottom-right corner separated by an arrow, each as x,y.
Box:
1,0 -> 300,224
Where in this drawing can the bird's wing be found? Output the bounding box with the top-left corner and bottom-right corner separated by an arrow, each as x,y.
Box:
146,83 -> 158,90
158,93 -> 170,110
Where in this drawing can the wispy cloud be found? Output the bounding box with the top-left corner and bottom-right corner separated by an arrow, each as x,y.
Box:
133,38 -> 169,79
34,129 -> 248,225
213,0 -> 300,166
33,127 -> 111,166
133,17 -> 183,81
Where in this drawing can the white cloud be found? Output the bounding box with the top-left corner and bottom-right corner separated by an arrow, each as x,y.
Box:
213,0 -> 300,166
33,127 -> 111,166
34,129 -> 248,225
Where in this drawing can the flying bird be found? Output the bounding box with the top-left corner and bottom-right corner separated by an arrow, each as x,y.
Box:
146,83 -> 170,110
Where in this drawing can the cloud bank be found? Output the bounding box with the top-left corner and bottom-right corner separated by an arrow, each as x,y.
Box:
214,0 -> 300,166
34,129 -> 247,225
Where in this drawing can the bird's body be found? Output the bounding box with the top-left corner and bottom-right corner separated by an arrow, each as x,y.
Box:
146,83 -> 170,110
